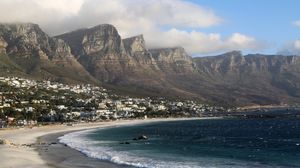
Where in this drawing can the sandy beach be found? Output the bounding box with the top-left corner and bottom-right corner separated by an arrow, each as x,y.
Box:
0,118 -> 202,168
0,120 -> 147,168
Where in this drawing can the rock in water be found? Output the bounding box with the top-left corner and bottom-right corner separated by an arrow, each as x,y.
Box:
133,135 -> 148,140
139,135 -> 148,140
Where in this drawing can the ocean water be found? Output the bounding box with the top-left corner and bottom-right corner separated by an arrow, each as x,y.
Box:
59,118 -> 300,168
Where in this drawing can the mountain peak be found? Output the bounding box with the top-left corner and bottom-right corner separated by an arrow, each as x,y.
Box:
88,24 -> 119,35
222,50 -> 243,57
0,22 -> 42,33
123,34 -> 146,53
149,46 -> 194,71
124,34 -> 144,42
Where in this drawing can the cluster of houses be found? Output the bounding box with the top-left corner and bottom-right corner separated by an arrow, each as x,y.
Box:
0,76 -> 227,127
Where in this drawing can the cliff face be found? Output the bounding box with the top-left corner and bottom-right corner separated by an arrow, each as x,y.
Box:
195,51 -> 300,74
192,52 -> 300,105
123,35 -> 158,69
0,23 -> 95,83
58,25 -> 198,97
58,24 -> 136,82
81,24 -> 125,55
149,47 -> 195,73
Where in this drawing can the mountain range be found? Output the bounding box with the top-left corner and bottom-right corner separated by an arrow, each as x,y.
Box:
0,23 -> 300,106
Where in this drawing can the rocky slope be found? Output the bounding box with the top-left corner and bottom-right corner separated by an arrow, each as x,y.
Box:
57,24 -> 137,82
193,51 -> 300,105
58,25 -> 197,98
1,23 -> 300,106
149,47 -> 196,73
0,23 -> 96,83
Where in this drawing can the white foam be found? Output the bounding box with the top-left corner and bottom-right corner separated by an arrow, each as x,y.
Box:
58,129 -> 274,168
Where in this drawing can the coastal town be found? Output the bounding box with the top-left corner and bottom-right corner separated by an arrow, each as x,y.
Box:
0,76 -> 227,127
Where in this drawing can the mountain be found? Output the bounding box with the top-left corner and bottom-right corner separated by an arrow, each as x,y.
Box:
1,23 -> 300,106
193,51 -> 300,105
0,23 -> 96,83
57,25 -> 198,98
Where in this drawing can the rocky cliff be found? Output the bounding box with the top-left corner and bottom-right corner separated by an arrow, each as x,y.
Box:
149,47 -> 196,73
0,23 -> 96,83
193,51 -> 300,105
57,24 -> 137,82
58,25 -> 198,97
123,35 -> 157,68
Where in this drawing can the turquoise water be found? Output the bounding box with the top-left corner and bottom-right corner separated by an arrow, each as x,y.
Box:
60,118 -> 300,168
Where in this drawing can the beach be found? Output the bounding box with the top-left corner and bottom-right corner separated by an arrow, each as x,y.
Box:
37,131 -> 130,168
0,120 -> 140,168
0,118 -> 200,168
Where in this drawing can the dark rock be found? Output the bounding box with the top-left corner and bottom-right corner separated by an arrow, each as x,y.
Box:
139,135 -> 148,140
133,135 -> 148,140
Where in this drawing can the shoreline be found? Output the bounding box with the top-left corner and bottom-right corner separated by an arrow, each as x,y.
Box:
0,117 -> 214,168
37,130 -> 132,168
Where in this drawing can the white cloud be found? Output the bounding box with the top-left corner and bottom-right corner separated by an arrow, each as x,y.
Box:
293,20 -> 300,27
0,0 -> 262,54
228,33 -> 255,45
144,29 -> 262,54
294,40 -> 300,49
278,40 -> 300,55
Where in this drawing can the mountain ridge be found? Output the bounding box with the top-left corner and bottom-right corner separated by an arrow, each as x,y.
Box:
1,22 -> 300,106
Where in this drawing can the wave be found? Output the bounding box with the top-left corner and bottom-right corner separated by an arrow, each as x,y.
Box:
58,129 -> 275,168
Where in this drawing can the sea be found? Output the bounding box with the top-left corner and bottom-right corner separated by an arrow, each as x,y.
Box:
59,118 -> 300,168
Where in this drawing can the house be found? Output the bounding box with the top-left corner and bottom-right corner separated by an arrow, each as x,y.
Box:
98,102 -> 108,109
176,102 -> 184,107
17,120 -> 27,126
3,103 -> 11,108
7,117 -> 15,125
57,105 -> 67,110
157,105 -> 167,111
21,101 -> 29,104
96,109 -> 112,115
25,107 -> 34,113
0,119 -> 6,128
71,112 -> 81,117
27,120 -> 37,126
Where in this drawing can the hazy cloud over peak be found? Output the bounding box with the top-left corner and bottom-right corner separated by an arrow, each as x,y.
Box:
277,40 -> 300,56
0,0 -> 263,54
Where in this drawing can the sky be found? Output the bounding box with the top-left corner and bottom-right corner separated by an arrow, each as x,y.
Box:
0,0 -> 299,56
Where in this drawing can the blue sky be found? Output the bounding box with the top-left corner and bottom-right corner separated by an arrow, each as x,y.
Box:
188,0 -> 300,55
